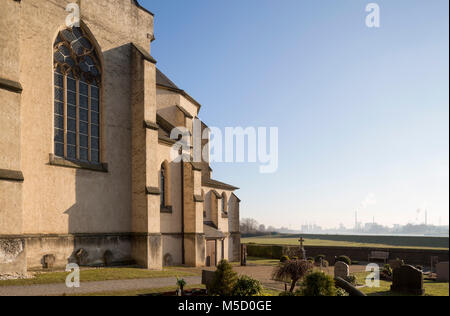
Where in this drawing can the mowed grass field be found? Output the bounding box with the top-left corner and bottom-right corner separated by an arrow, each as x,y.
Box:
242,235 -> 449,250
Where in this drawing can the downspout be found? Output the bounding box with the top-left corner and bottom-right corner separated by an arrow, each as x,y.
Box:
181,162 -> 185,265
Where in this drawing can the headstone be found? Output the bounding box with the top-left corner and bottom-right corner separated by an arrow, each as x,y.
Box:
164,253 -> 174,266
431,256 -> 439,274
391,265 -> 424,295
75,248 -> 89,266
334,261 -> 350,279
43,254 -> 56,269
201,270 -> 215,292
240,244 -> 247,266
436,262 -> 449,282
103,250 -> 113,267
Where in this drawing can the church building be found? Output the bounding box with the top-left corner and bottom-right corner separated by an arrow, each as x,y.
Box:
0,0 -> 241,275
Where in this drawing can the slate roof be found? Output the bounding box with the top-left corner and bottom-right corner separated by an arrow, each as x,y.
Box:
156,68 -> 180,90
203,178 -> 240,191
204,223 -> 226,239
156,68 -> 202,109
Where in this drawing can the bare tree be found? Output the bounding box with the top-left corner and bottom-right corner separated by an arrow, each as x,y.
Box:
240,218 -> 259,234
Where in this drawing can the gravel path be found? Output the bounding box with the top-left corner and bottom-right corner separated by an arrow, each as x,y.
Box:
0,276 -> 201,296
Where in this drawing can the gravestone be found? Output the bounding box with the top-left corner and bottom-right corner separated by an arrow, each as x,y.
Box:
201,270 -> 216,293
163,253 -> 174,267
431,256 -> 440,274
391,265 -> 424,295
103,250 -> 113,267
43,254 -> 56,269
334,261 -> 350,279
75,248 -> 89,266
436,262 -> 449,282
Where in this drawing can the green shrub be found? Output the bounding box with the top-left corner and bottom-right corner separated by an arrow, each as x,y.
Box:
382,264 -> 393,276
315,254 -> 326,263
291,256 -> 299,261
307,257 -> 315,263
210,260 -> 238,296
336,287 -> 349,296
297,272 -> 337,296
280,255 -> 290,263
232,275 -> 263,296
246,245 -> 283,259
321,260 -> 330,267
336,255 -> 352,266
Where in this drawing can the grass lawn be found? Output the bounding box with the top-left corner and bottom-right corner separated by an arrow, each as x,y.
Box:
242,237 -> 448,250
68,285 -> 280,296
68,285 -> 206,296
353,272 -> 449,296
0,267 -> 199,287
232,257 -> 280,266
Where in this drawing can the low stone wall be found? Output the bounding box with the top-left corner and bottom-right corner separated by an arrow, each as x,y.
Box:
27,233 -> 134,270
1,234 -> 134,273
247,244 -> 449,266
0,238 -> 27,275
303,246 -> 449,266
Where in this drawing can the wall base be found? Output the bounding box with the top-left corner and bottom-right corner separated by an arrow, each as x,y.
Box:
0,233 -> 164,273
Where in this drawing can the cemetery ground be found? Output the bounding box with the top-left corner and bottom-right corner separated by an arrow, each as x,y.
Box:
354,271 -> 449,296
0,258 -> 448,296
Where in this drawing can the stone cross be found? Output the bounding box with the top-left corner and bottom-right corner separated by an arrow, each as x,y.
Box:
298,237 -> 305,249
298,237 -> 306,260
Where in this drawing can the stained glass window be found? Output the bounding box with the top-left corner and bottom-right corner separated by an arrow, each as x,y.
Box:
53,26 -> 101,163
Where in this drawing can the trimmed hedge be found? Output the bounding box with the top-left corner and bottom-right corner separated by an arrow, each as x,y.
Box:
247,244 -> 284,259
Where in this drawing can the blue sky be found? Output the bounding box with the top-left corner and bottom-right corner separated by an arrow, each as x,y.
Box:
141,0 -> 449,229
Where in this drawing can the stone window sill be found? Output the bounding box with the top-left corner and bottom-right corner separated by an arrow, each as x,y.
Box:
49,154 -> 108,173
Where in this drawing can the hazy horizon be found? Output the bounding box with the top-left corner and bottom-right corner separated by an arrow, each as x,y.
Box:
143,0 -> 449,230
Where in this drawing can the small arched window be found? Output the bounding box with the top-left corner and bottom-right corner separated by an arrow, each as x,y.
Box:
53,26 -> 101,163
160,161 -> 171,210
160,164 -> 166,207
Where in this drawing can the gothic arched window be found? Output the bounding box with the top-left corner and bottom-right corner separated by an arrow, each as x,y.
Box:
53,26 -> 101,163
160,165 -> 166,207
